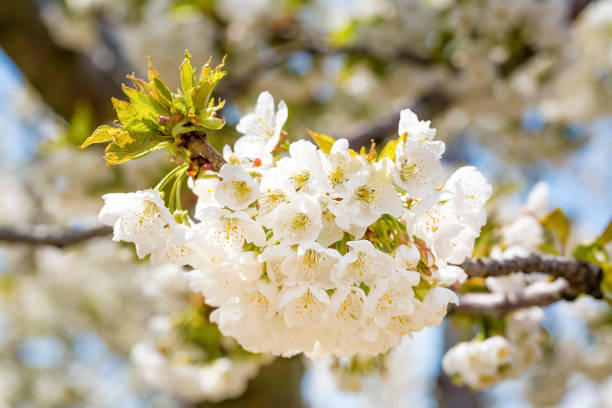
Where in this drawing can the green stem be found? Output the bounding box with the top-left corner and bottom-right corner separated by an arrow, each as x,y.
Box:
154,163 -> 188,191
174,168 -> 187,212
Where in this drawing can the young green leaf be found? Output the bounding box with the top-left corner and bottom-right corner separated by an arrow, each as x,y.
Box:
596,220 -> 612,246
148,57 -> 173,108
379,138 -> 399,161
111,98 -> 152,132
80,125 -> 117,149
307,130 -> 335,154
104,131 -> 166,165
541,207 -> 570,249
122,84 -> 165,118
180,50 -> 197,107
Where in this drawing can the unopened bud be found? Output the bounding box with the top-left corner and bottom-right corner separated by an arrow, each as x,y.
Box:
158,115 -> 170,123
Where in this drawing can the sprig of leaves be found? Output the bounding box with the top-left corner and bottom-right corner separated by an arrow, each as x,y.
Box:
81,51 -> 226,165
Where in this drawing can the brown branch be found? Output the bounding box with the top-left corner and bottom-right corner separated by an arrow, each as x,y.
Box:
0,225 -> 112,248
569,0 -> 596,20
450,279 -> 571,315
0,0 -> 122,123
459,255 -> 603,299
449,255 -> 604,315
342,90 -> 452,149
218,43 -> 445,101
179,131 -> 227,172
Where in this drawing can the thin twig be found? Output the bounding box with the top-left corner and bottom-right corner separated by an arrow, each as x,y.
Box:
341,90 -> 452,149
0,225 -> 112,248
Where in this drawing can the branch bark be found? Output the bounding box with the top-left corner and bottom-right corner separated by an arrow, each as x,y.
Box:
451,279 -> 571,316
459,255 -> 603,299
450,255 -> 604,315
0,0 -> 122,123
180,131 -> 227,172
0,225 -> 112,248
342,90 -> 452,149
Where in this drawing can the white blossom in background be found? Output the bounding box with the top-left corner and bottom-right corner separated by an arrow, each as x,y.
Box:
442,308 -> 545,390
442,183 -> 553,390
131,314 -> 271,403
101,100 -> 491,358
486,182 -> 550,294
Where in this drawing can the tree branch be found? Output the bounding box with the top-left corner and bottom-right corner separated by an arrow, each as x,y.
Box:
0,225 -> 112,248
342,90 -> 452,149
451,279 -> 571,316
459,255 -> 603,299
449,254 -> 604,315
569,0 -> 595,20
0,0 -> 122,123
179,131 -> 227,172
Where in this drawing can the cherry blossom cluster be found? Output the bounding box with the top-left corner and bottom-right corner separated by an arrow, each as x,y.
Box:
442,308 -> 545,390
99,91 -> 492,357
132,313 -> 271,403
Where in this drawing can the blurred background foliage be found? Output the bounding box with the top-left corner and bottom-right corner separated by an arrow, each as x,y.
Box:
0,0 -> 611,407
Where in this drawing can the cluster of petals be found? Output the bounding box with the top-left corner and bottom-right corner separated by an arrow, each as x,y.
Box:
132,315 -> 269,403
442,308 -> 545,389
99,91 -> 492,357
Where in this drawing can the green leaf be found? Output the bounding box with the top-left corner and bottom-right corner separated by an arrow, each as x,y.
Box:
201,116 -> 226,130
307,130 -> 335,154
573,242 -> 610,266
104,131 -> 166,165
189,57 -> 227,115
66,102 -> 93,146
596,220 -> 612,246
152,78 -> 173,106
122,84 -> 166,117
180,50 -> 197,107
111,98 -> 153,132
191,83 -> 211,115
328,20 -> 359,47
541,207 -> 570,249
600,263 -> 612,304
148,57 -> 173,108
379,138 -> 399,161
80,125 -> 117,149
573,241 -> 612,304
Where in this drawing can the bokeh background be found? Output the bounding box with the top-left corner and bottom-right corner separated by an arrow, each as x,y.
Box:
0,0 -> 611,407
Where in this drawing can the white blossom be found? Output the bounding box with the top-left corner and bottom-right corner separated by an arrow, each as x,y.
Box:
214,164 -> 259,210
234,91 -> 288,161
99,189 -> 175,258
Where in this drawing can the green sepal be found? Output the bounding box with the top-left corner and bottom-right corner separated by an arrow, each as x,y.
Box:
201,116 -> 226,130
